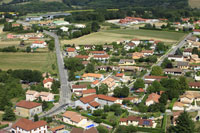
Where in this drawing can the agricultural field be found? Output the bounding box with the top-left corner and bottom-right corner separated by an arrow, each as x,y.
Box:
189,0 -> 200,8
0,51 -> 57,73
62,29 -> 186,45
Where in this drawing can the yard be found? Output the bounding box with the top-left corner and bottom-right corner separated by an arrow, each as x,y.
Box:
61,29 -> 186,45
0,51 -> 57,73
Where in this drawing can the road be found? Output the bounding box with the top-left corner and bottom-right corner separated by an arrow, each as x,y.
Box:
142,33 -> 192,80
40,31 -> 72,117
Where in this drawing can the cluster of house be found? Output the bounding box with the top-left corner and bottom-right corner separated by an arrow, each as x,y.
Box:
173,91 -> 200,111
119,116 -> 157,128
26,90 -> 54,102
118,17 -> 159,25
7,33 -> 44,40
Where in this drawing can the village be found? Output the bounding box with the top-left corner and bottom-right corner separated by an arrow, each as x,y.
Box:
0,10 -> 200,133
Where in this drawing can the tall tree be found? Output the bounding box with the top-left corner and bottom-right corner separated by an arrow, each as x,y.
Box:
34,114 -> 39,122
2,106 -> 16,121
151,66 -> 163,76
167,111 -> 195,133
133,79 -> 145,89
85,63 -> 95,73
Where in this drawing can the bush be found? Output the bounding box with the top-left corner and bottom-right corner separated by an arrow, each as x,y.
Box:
0,124 -> 9,129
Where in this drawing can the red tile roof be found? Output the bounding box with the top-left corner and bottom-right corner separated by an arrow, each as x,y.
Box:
75,55 -> 89,59
80,94 -> 98,104
92,80 -> 99,85
120,118 -> 127,122
144,75 -> 168,80
51,125 -> 65,132
33,41 -> 45,44
16,100 -> 41,109
12,118 -> 47,131
72,84 -> 87,89
89,101 -> 100,107
193,29 -> 200,32
127,116 -> 141,121
82,89 -> 96,94
189,82 -> 200,87
135,88 -> 145,93
90,51 -> 105,54
116,73 -> 124,77
98,94 -> 118,102
93,54 -> 109,58
43,78 -> 53,84
146,93 -> 160,103
67,48 -> 76,52
141,50 -> 154,53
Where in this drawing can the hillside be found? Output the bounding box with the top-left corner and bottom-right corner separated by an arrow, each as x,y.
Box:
189,0 -> 200,8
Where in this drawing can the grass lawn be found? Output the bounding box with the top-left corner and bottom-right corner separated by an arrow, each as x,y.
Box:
61,29 -> 186,45
0,51 -> 57,73
106,112 -> 118,123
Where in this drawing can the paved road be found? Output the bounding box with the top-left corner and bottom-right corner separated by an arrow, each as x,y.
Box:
40,31 -> 72,117
141,33 -> 192,80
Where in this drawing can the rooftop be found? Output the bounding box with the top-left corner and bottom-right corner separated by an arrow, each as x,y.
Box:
16,100 -> 41,109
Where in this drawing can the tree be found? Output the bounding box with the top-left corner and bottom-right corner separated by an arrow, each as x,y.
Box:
26,46 -> 31,53
167,111 -> 195,133
64,57 -> 84,72
152,80 -> 162,92
192,47 -> 199,55
48,40 -> 55,51
150,66 -> 163,76
34,114 -> 39,122
2,106 -> 16,121
42,101 -> 48,111
175,48 -> 182,55
103,105 -> 110,112
85,63 -> 95,73
159,93 -> 168,105
155,42 -> 167,53
148,55 -> 157,63
97,125 -> 109,133
51,80 -> 60,94
91,22 -> 100,32
161,58 -> 173,68
98,84 -> 108,95
113,86 -> 129,98
69,70 -> 75,81
133,79 -> 145,89
179,76 -> 188,94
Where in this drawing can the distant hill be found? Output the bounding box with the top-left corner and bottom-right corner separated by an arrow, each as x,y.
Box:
0,0 -> 191,13
189,0 -> 200,8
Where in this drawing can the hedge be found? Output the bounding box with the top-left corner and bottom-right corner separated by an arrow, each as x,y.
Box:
81,113 -> 113,126
168,98 -> 177,110
136,127 -> 164,133
161,113 -> 167,131
0,124 -> 9,129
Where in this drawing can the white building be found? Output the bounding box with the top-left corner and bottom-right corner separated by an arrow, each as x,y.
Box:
74,24 -> 86,28
11,118 -> 47,133
31,41 -> 47,48
60,26 -> 69,32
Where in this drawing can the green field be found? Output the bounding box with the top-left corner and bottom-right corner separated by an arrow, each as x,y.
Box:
189,0 -> 200,8
0,52 -> 57,72
62,29 -> 186,45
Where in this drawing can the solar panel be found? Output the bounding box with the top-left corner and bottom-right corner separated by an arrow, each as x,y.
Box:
143,120 -> 150,125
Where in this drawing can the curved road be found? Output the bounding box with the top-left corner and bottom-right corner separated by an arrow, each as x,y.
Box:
40,31 -> 72,117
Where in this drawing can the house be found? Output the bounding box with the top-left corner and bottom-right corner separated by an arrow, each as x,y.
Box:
91,80 -> 100,87
119,59 -> 135,66
190,54 -> 200,63
53,20 -> 69,26
172,111 -> 183,126
71,127 -> 98,133
187,36 -> 199,42
144,75 -> 168,82
103,45 -> 113,51
132,52 -> 144,59
193,29 -> 200,35
164,68 -> 183,75
75,55 -> 90,61
43,78 -> 54,89
82,73 -> 104,82
26,90 -> 39,101
62,111 -> 89,128
173,102 -> 184,111
183,48 -> 192,57
39,92 -> 54,102
11,118 -> 47,133
74,24 -> 86,28
168,55 -> 184,61
31,41 -> 47,48
75,94 -> 120,111
116,73 -> 124,78
131,38 -> 140,46
135,88 -> 145,93
102,77 -> 117,91
177,61 -> 189,69
119,66 -> 141,72
66,48 -> 77,57
84,45 -> 95,50
124,42 -> 135,51
72,85 -> 87,95
26,90 -> 54,102
119,116 -> 156,128
96,66 -> 119,71
189,82 -> 200,89
191,41 -> 200,48
60,26 -> 69,32
90,51 -> 106,56
190,64 -> 200,71
121,97 -> 139,104
141,50 -> 154,56
145,93 -> 161,106
50,125 -> 65,133
93,54 -> 110,61
82,89 -> 96,97
15,100 -> 42,117
180,94 -> 194,104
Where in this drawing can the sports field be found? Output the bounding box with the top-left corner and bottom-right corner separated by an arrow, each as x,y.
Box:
61,29 -> 186,45
0,52 -> 57,72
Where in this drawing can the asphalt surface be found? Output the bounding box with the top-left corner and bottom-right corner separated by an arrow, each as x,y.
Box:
40,31 -> 72,117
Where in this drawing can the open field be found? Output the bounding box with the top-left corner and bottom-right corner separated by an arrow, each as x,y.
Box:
189,0 -> 200,8
0,51 -> 57,72
62,29 -> 186,45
